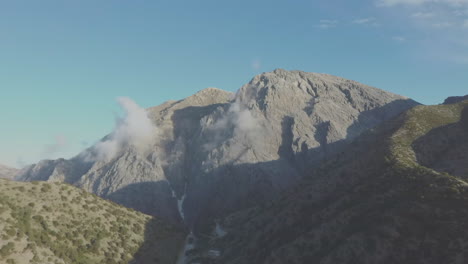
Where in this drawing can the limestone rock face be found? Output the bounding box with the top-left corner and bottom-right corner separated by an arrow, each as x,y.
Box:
0,164 -> 18,179
15,69 -> 419,228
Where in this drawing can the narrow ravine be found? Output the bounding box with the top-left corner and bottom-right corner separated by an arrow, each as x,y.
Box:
176,232 -> 195,264
170,182 -> 187,221
170,182 -> 193,264
171,183 -> 228,264
177,185 -> 187,220
214,221 -> 227,238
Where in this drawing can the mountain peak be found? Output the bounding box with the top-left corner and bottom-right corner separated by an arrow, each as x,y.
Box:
237,69 -> 415,114
195,87 -> 229,94
177,87 -> 233,108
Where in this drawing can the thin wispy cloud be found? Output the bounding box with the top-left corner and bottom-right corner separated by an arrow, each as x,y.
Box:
377,0 -> 468,64
316,20 -> 339,29
377,0 -> 428,6
432,21 -> 453,28
352,17 -> 379,26
251,58 -> 261,71
41,135 -> 69,158
352,17 -> 380,27
16,157 -> 27,169
411,12 -> 435,18
453,9 -> 468,16
203,100 -> 261,153
378,0 -> 468,6
84,97 -> 158,162
393,36 -> 407,42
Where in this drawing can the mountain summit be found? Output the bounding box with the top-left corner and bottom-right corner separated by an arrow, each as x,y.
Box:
16,69 -> 419,231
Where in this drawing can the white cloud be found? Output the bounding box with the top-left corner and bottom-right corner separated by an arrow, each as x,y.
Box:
393,36 -> 407,42
316,20 -> 339,29
445,0 -> 468,5
86,97 -> 157,161
411,12 -> 435,18
378,0 -> 468,6
353,17 -> 375,24
352,17 -> 380,26
203,100 -> 260,152
453,9 -> 468,16
432,21 -> 453,28
378,0 -> 429,6
376,0 -> 468,64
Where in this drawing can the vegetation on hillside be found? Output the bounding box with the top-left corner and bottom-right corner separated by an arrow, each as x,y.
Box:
0,179 -> 184,264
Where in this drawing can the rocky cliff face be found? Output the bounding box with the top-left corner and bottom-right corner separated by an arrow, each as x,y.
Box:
208,100 -> 468,264
15,69 -> 419,230
0,164 -> 18,180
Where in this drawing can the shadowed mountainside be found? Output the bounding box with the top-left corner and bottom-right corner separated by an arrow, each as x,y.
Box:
443,95 -> 468,105
206,100 -> 468,264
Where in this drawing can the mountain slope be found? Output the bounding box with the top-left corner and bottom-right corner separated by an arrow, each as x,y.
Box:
0,179 -> 184,264
209,99 -> 468,264
0,165 -> 18,180
16,69 -> 419,231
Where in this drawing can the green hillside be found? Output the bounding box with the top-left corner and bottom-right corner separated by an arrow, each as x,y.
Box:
0,179 -> 185,264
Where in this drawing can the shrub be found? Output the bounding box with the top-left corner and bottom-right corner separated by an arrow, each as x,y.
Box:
40,184 -> 52,193
0,242 -> 15,258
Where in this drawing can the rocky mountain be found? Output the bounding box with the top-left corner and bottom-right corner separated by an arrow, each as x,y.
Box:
16,69 -> 419,232
0,179 -> 184,264
0,164 -> 18,180
443,95 -> 468,105
204,99 -> 468,264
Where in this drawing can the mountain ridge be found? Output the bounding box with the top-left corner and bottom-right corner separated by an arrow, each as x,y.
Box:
15,69 -> 419,232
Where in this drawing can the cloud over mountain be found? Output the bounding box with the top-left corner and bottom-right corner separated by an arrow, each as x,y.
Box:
89,97 -> 158,161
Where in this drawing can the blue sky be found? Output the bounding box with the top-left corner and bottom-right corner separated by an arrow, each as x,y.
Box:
0,0 -> 467,167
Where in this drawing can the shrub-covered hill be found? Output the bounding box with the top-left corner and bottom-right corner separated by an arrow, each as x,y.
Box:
209,100 -> 468,264
0,179 -> 184,264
